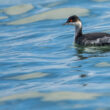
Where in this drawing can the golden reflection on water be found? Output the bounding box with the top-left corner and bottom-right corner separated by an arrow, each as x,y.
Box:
7,7 -> 89,25
93,0 -> 109,2
0,16 -> 8,20
96,62 -> 110,67
41,92 -> 100,101
42,0 -> 67,8
2,4 -> 34,15
0,91 -> 101,103
96,109 -> 107,110
7,72 -> 48,80
84,47 -> 100,53
73,104 -> 88,109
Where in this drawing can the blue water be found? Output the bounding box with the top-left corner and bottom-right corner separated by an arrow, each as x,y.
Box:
1,0 -> 110,110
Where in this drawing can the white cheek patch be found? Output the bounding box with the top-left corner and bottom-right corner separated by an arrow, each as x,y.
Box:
67,20 -> 82,38
75,21 -> 82,28
68,22 -> 75,25
69,21 -> 82,27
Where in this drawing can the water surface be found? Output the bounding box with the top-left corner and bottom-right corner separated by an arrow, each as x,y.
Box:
0,0 -> 110,110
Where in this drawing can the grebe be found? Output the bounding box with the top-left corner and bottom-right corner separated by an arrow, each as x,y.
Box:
64,15 -> 110,46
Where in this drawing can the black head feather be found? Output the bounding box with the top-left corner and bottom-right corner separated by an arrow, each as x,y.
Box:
66,15 -> 80,23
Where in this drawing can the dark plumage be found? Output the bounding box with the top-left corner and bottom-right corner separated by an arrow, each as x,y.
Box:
64,15 -> 110,46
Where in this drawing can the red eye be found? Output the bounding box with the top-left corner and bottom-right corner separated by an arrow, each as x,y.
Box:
69,20 -> 73,22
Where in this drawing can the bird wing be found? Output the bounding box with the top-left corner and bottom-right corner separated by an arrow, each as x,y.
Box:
83,33 -> 110,46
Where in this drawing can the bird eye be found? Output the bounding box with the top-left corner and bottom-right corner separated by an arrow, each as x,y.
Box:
69,20 -> 73,22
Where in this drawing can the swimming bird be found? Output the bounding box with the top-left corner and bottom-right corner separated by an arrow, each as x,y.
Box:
64,15 -> 110,46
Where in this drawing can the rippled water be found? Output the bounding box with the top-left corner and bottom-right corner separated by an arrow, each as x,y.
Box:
1,0 -> 110,110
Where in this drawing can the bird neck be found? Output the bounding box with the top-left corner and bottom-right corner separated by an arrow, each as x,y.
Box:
74,21 -> 82,39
